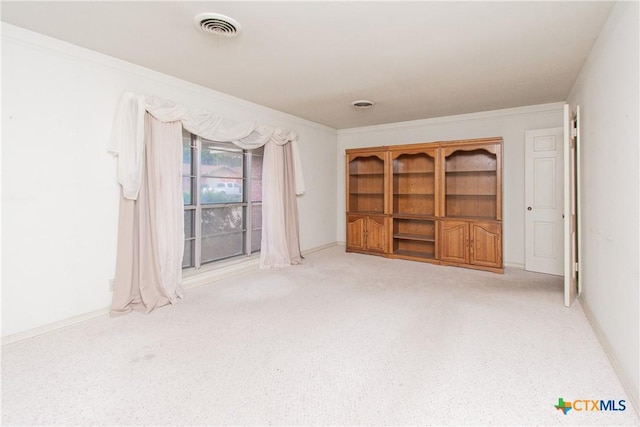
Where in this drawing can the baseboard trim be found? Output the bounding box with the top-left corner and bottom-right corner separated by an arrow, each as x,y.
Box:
580,298 -> 640,416
504,262 -> 525,270
2,307 -> 110,347
302,242 -> 338,255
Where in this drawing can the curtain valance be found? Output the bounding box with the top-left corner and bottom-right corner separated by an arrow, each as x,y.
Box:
108,91 -> 305,200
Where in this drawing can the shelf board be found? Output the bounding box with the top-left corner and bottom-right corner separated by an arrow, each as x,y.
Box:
394,192 -> 435,196
445,169 -> 496,174
350,172 -> 384,176
393,171 -> 435,175
393,213 -> 436,220
349,192 -> 384,195
394,233 -> 435,242
393,249 -> 435,259
445,193 -> 496,197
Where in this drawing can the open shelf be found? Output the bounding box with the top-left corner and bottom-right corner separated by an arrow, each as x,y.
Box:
393,198 -> 435,216
445,149 -> 496,173
350,181 -> 385,192
348,152 -> 386,215
349,193 -> 384,213
445,196 -> 497,219
393,153 -> 435,174
393,249 -> 435,260
348,153 -> 385,214
446,174 -> 495,195
394,233 -> 435,242
393,152 -> 435,218
349,156 -> 384,175
393,218 -> 435,256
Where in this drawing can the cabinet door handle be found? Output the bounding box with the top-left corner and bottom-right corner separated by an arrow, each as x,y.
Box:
527,206 -> 532,211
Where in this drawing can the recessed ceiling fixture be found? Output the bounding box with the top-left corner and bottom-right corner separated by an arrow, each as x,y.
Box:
352,100 -> 375,109
194,13 -> 242,37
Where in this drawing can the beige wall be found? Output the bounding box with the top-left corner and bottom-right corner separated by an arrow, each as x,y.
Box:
567,1 -> 639,408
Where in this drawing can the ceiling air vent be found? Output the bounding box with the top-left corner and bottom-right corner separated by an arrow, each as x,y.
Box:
194,13 -> 242,37
352,100 -> 375,109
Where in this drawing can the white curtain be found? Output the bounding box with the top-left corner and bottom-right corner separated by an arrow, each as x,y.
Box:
109,92 -> 305,200
109,92 -> 305,278
260,141 -> 302,268
111,114 -> 185,315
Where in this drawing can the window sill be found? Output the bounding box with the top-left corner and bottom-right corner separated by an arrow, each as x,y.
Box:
182,254 -> 261,290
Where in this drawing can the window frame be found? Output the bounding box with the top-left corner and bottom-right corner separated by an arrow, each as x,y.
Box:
182,131 -> 263,270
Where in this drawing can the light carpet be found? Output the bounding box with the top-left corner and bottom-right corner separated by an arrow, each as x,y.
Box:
2,246 -> 638,425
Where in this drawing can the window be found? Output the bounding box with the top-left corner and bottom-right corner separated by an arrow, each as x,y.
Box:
182,130 -> 263,269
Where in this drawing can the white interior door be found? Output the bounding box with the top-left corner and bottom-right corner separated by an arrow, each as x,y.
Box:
525,127 -> 564,276
564,104 -> 578,306
576,105 -> 581,296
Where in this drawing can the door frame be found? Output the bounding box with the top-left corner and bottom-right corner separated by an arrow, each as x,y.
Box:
563,103 -> 579,306
576,105 -> 582,296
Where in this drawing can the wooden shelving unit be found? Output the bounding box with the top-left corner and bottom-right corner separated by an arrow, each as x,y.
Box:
439,142 -> 502,271
390,148 -> 438,262
392,217 -> 437,261
442,147 -> 500,220
346,137 -> 503,273
346,149 -> 389,255
347,154 -> 385,215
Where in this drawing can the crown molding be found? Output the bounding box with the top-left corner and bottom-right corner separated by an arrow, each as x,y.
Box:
338,103 -> 565,135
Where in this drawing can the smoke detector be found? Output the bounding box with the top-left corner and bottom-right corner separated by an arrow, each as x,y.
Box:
194,13 -> 242,37
352,100 -> 375,109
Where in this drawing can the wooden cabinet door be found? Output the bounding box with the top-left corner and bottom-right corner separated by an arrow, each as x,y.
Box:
346,215 -> 387,254
346,215 -> 366,251
439,220 -> 469,264
470,222 -> 502,268
366,215 -> 387,253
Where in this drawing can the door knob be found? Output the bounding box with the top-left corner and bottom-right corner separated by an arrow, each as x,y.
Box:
527,207 -> 532,211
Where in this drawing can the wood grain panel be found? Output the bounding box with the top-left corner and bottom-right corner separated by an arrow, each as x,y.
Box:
470,222 -> 502,268
439,220 -> 469,264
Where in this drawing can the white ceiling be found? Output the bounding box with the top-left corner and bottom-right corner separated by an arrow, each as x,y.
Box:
1,1 -> 614,129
